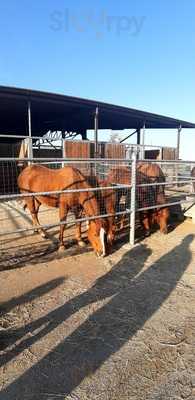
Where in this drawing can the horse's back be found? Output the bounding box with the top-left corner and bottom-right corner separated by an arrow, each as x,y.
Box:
137,162 -> 165,182
107,166 -> 131,185
18,164 -> 90,210
18,164 -> 84,192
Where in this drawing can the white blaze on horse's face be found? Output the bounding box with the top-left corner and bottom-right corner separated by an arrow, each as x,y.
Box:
86,220 -> 89,230
100,227 -> 106,257
87,222 -> 107,257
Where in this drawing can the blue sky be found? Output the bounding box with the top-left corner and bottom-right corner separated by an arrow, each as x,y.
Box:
0,0 -> 195,158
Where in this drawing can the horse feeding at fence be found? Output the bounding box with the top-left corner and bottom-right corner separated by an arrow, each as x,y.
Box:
81,174 -> 122,246
106,163 -> 170,237
17,164 -> 108,257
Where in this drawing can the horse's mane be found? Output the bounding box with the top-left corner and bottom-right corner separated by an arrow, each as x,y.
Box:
73,169 -> 103,223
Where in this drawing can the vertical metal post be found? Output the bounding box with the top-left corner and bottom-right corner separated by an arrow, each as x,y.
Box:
159,147 -> 163,170
177,125 -> 182,160
62,135 -> 66,168
137,129 -> 141,145
141,123 -> 146,159
176,125 -> 182,186
137,129 -> 141,159
130,151 -> 137,246
94,106 -> 99,157
27,100 -> 33,161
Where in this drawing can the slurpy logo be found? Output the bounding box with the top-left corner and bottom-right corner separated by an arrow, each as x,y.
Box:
50,9 -> 146,38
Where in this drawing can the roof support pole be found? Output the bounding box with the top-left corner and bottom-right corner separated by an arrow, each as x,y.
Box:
94,106 -> 99,157
137,129 -> 141,159
27,100 -> 33,160
176,125 -> 182,187
137,129 -> 141,145
177,125 -> 182,160
140,123 -> 146,159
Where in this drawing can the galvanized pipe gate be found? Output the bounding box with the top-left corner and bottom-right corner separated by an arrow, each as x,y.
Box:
0,152 -> 195,249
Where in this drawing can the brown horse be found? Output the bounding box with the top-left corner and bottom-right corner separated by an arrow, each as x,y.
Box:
81,167 -> 131,245
104,166 -> 131,235
105,163 -> 169,237
76,175 -> 118,247
17,164 -> 108,256
137,163 -> 169,235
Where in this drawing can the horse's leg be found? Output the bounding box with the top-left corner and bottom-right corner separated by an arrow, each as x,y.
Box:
74,207 -> 86,247
59,201 -> 69,249
120,211 -> 127,231
24,197 -> 45,238
116,190 -> 125,230
140,211 -> 150,236
24,197 -> 37,230
104,190 -> 117,245
33,199 -> 47,238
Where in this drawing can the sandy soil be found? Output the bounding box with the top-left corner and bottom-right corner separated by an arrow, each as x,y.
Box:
0,207 -> 195,399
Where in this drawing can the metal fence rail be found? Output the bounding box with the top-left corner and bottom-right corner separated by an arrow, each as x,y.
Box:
135,160 -> 195,215
0,184 -> 132,201
0,155 -> 195,248
0,158 -> 133,245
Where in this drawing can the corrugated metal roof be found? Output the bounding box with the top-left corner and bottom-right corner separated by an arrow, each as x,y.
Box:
0,85 -> 194,137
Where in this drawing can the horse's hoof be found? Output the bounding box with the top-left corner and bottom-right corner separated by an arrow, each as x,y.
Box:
145,230 -> 150,237
78,240 -> 86,248
161,229 -> 168,235
40,231 -> 47,238
58,245 -> 65,253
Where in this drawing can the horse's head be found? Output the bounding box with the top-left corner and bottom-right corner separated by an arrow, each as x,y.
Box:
87,219 -> 108,257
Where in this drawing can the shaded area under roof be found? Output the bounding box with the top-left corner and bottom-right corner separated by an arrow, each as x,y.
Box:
0,86 -> 194,138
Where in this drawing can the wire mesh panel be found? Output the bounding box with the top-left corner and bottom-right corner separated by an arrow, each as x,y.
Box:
0,158 -> 132,245
0,161 -> 23,195
136,160 -> 195,212
1,157 -> 195,249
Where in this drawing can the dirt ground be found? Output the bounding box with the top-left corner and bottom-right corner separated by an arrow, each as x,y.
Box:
1,210 -> 195,399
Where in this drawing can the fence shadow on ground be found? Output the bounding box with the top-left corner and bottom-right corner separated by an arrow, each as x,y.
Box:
0,277 -> 65,317
0,234 -> 193,400
0,239 -> 92,271
0,277 -> 65,351
0,203 -> 185,272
